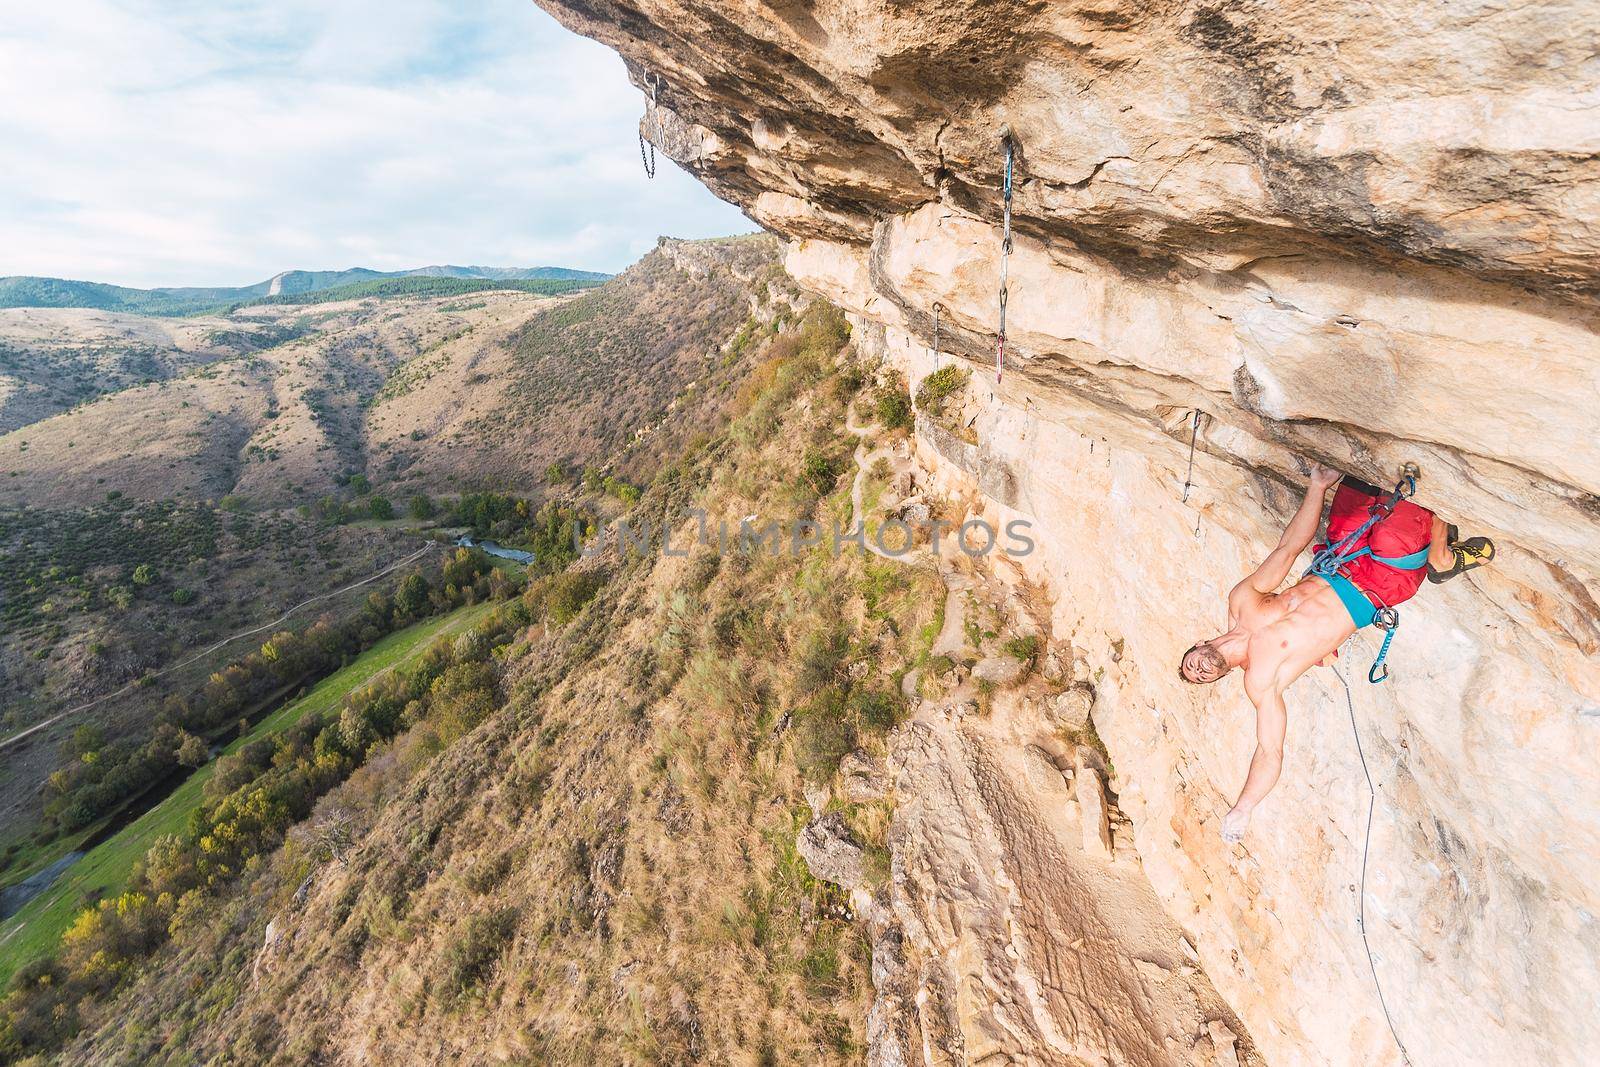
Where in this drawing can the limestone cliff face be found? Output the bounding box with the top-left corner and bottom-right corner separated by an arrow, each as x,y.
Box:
533,2 -> 1600,1064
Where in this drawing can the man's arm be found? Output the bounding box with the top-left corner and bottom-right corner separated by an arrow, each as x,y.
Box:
1221,682 -> 1287,842
1232,464 -> 1342,599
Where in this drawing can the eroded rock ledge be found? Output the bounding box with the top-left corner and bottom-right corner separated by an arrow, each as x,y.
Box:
533,2 -> 1600,1064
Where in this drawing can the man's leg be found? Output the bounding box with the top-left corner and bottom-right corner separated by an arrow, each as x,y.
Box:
1427,515 -> 1453,571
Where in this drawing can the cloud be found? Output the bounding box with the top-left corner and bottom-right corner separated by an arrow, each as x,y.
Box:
0,0 -> 752,286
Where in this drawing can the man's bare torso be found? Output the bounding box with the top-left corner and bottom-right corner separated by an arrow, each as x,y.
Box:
1228,576 -> 1359,692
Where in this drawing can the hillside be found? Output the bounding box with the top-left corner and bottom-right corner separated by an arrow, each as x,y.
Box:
2,293 -> 1255,1066
0,265 -> 609,318
0,238 -> 791,931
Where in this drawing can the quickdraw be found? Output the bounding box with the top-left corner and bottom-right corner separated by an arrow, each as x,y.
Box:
931,301 -> 944,369
1368,606 -> 1400,683
639,72 -> 661,179
1181,409 -> 1203,504
996,135 -> 1014,383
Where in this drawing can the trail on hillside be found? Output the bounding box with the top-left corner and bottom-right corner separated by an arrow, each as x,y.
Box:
0,542 -> 439,753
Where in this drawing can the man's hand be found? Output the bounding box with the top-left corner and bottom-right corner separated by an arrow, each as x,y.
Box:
1308,462 -> 1342,492
1221,806 -> 1251,843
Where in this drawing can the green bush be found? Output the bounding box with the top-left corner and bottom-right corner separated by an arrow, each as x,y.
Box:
798,449 -> 838,499
367,496 -> 394,521
1002,635 -> 1040,662
541,571 -> 603,626
792,691 -> 855,784
852,689 -> 901,733
407,493 -> 435,521
875,386 -> 912,431
915,365 -> 969,417
443,907 -> 519,997
170,588 -> 195,606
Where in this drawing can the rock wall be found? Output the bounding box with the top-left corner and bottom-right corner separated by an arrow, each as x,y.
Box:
532,1 -> 1600,1064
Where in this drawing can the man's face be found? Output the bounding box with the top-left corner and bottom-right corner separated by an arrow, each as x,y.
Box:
1180,642 -> 1228,684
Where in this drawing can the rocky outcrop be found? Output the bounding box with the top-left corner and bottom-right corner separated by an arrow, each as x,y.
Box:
534,2 -> 1600,1064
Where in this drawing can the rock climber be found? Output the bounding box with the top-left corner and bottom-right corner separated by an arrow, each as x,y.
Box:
1178,463 -> 1494,842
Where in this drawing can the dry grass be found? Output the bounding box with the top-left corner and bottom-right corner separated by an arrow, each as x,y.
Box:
50,304 -> 948,1067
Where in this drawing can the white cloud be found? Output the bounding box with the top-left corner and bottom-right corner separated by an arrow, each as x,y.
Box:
0,0 -> 752,286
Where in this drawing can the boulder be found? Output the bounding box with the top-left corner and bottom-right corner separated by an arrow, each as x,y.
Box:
797,813 -> 867,890
971,656 -> 1025,687
1021,744 -> 1069,795
1046,686 -> 1094,732
839,751 -> 889,802
1075,765 -> 1114,860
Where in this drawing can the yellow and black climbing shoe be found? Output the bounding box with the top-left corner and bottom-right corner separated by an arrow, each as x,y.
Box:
1428,527 -> 1496,584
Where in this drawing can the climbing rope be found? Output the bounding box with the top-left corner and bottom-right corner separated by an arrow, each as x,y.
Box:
639,72 -> 660,179
995,135 -> 1014,383
1333,662 -> 1414,1067
931,302 -> 944,369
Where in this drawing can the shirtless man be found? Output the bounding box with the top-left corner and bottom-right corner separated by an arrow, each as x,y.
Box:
1179,463 -> 1493,842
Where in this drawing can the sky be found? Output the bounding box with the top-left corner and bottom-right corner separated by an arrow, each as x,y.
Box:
0,0 -> 752,287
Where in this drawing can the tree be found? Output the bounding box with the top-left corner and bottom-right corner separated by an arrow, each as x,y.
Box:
395,572 -> 430,619
408,493 -> 435,520
175,732 -> 209,768
131,564 -> 157,586
368,496 -> 394,521
348,473 -> 371,495
544,463 -> 566,485
171,588 -> 195,605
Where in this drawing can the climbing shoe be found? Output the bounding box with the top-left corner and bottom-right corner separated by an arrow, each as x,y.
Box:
1427,524 -> 1496,583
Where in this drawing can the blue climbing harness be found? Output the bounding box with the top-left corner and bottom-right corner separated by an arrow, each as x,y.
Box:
1306,475 -> 1424,684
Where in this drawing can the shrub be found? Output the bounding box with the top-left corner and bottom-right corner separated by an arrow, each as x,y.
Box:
915,365 -> 969,417
131,564 -> 156,586
852,689 -> 901,734
874,384 -> 912,431
407,493 -> 435,520
1002,635 -> 1041,663
170,588 -> 195,606
798,449 -> 838,498
792,691 -> 855,784
368,496 -> 394,521
795,628 -> 847,694
542,571 -> 602,626
443,907 -> 518,997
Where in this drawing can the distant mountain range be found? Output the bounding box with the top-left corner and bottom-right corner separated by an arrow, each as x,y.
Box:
0,264 -> 613,317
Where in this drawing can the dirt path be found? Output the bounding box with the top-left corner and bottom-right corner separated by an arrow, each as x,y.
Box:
0,542 -> 440,754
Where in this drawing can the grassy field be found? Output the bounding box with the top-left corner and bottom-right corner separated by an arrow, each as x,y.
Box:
0,599 -> 499,987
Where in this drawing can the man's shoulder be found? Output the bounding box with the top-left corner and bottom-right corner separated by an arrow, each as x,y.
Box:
1228,579 -> 1271,615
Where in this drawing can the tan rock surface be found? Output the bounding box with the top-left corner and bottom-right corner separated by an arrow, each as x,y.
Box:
535,2 -> 1600,1064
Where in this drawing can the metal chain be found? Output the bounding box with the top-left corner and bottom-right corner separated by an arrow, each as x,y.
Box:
1333,662 -> 1414,1067
639,73 -> 659,179
996,136 -> 1013,383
